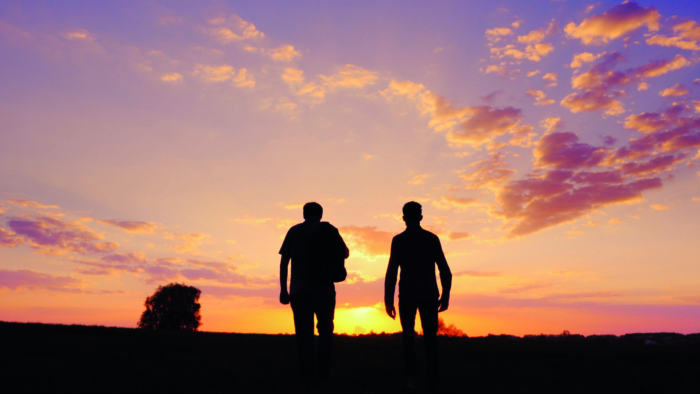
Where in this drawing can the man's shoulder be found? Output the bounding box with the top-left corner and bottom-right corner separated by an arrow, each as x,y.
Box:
393,227 -> 440,242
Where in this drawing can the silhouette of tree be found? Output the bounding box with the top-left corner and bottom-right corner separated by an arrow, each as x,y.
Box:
138,283 -> 202,331
437,317 -> 467,337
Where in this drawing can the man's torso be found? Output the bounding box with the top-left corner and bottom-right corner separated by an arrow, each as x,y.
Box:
280,221 -> 336,295
393,227 -> 441,302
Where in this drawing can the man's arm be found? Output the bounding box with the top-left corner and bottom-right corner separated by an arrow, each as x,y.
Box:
279,255 -> 291,305
435,238 -> 452,312
384,239 -> 399,319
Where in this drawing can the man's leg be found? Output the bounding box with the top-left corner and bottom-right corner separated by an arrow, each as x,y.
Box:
398,299 -> 419,378
314,292 -> 336,383
418,301 -> 440,387
290,293 -> 315,384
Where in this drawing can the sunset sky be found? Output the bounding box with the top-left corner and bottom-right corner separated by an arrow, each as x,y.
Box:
2,0 -> 700,336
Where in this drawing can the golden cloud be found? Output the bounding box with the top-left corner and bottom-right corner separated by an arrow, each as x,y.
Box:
564,2 -> 660,45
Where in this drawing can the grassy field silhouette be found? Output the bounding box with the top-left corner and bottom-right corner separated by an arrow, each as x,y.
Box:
3,321 -> 700,393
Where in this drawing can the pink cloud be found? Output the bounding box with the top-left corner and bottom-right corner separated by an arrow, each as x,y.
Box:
564,2 -> 661,45
0,228 -> 24,247
534,132 -> 609,169
8,217 -> 118,255
97,219 -> 158,233
339,226 -> 395,259
0,269 -> 84,292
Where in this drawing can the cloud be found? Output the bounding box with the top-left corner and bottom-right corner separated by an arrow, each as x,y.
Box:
8,200 -> 59,209
564,2 -> 661,45
459,151 -> 516,189
570,52 -> 603,69
192,64 -> 254,87
0,269 -> 85,292
542,72 -> 557,88
97,219 -> 158,233
646,20 -> 700,51
498,282 -> 550,294
266,44 -> 301,62
0,228 -> 24,247
319,64 -> 378,88
205,15 -> 264,43
534,132 -> 609,169
447,232 -> 473,241
432,196 -> 479,211
338,226 -> 395,260
489,22 -> 557,63
8,217 -> 118,255
659,83 -> 690,97
447,106 -> 524,146
650,203 -> 669,210
493,171 -> 662,237
527,70 -> 541,77
62,29 -> 96,41
561,52 -> 691,115
166,232 -> 209,254
526,90 -> 555,106
160,72 -> 183,82
454,270 -> 501,277
485,27 -> 513,43
408,174 -> 432,185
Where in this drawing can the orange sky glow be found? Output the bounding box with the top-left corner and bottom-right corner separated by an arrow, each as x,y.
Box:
1,0 -> 700,336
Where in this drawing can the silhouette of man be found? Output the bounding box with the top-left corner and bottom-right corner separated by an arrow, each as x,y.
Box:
384,201 -> 452,388
279,202 -> 348,387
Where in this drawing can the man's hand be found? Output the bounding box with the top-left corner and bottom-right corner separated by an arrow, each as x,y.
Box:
438,297 -> 449,312
280,291 -> 290,305
385,304 -> 396,320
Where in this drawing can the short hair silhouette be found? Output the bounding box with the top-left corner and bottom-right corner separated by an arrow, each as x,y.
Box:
303,202 -> 323,219
402,201 -> 422,222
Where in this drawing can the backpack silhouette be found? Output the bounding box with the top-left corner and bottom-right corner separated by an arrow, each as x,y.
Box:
309,222 -> 348,283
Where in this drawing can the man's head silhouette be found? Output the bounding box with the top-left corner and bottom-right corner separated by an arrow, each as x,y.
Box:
303,202 -> 323,221
402,201 -> 422,224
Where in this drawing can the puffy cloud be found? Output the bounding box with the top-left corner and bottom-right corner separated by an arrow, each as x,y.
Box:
459,151 -> 516,189
8,200 -> 59,209
659,83 -> 690,97
448,106 -> 524,145
646,20 -> 700,51
97,219 -> 158,233
205,15 -> 264,43
384,80 -> 530,148
494,171 -> 662,237
338,226 -> 395,260
561,52 -> 691,115
540,117 -> 565,133
526,90 -> 554,106
650,203 -> 669,210
408,174 -> 432,185
318,64 -> 378,88
0,228 -> 24,247
8,217 -> 118,255
160,72 -> 182,82
570,52 -> 603,69
542,72 -> 557,88
564,2 -> 661,45
490,22 -> 557,63
193,64 -> 254,87
485,27 -> 513,43
623,104 -> 685,133
527,70 -> 541,77
266,45 -> 301,62
534,132 -> 609,169
0,269 -> 85,292
282,68 -> 325,101
432,197 -> 479,211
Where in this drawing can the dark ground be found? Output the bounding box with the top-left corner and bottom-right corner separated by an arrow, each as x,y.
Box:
2,321 -> 699,393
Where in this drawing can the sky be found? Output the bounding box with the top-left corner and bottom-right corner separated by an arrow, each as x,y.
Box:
1,0 -> 700,336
